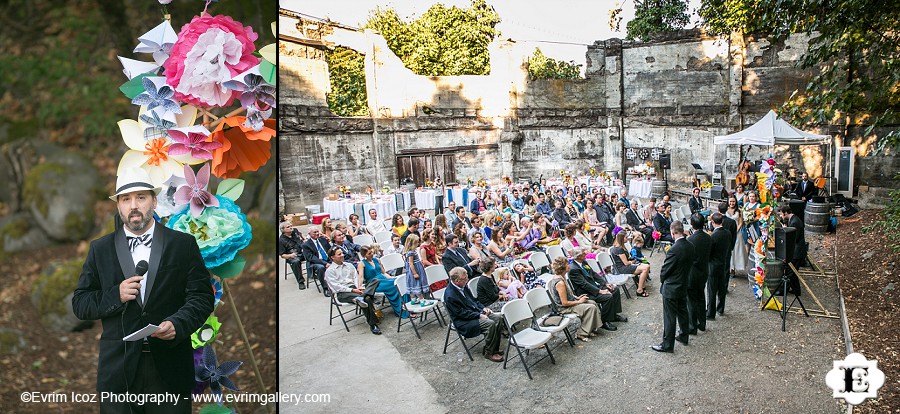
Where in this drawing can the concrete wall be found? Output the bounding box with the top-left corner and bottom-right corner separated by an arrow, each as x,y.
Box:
280,21 -> 897,214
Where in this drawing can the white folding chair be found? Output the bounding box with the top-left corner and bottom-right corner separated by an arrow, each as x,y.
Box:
374,231 -> 393,244
467,276 -> 481,297
680,205 -> 692,223
546,245 -> 566,262
394,276 -> 443,339
597,251 -> 633,299
381,253 -> 406,277
354,234 -> 374,247
523,288 -> 574,347
625,242 -> 633,253
325,279 -> 366,332
528,251 -> 551,274
425,265 -> 451,318
379,240 -> 393,253
501,299 -> 556,380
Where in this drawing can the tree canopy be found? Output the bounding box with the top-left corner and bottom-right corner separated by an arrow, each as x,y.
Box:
609,0 -> 690,41
364,0 -> 500,76
324,47 -> 369,117
527,48 -> 582,80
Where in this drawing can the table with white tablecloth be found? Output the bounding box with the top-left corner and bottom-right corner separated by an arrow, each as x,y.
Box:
322,198 -> 355,221
628,178 -> 654,199
414,189 -> 436,210
322,192 -> 410,223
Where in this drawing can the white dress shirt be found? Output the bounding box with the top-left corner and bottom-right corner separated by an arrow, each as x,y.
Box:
123,222 -> 155,302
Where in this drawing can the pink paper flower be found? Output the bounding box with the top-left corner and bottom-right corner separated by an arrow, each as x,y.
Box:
168,129 -> 223,160
174,163 -> 219,218
164,14 -> 259,107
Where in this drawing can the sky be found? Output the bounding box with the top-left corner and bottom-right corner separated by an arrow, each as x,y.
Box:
282,0 -> 703,66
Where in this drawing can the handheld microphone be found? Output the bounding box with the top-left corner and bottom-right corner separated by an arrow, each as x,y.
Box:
135,260 -> 149,277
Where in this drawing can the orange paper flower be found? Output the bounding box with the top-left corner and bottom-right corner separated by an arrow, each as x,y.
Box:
210,116 -> 275,179
143,138 -> 171,166
754,239 -> 765,256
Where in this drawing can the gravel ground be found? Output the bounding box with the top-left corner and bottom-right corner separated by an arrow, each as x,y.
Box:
292,217 -> 845,413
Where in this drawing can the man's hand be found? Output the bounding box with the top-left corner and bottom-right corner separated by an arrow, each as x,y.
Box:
151,320 -> 176,340
479,314 -> 489,320
606,283 -> 615,290
599,289 -> 610,295
119,276 -> 143,303
351,288 -> 364,294
482,307 -> 492,315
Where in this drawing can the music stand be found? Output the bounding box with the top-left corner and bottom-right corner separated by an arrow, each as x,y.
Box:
760,259 -> 809,331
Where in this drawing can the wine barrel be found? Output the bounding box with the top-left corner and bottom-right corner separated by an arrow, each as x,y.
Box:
651,180 -> 668,198
764,259 -> 785,293
805,201 -> 831,234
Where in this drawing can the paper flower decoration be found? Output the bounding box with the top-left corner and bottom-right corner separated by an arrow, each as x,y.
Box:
156,174 -> 189,218
191,314 -> 221,349
134,20 -> 178,65
209,116 -> 275,179
223,69 -> 275,111
244,107 -> 272,132
164,14 -> 259,107
169,128 -> 222,160
167,195 -> 252,268
175,163 -> 220,217
132,77 -> 182,114
652,231 -> 661,240
211,276 -> 223,306
140,110 -> 177,141
195,344 -> 242,400
117,106 -> 204,187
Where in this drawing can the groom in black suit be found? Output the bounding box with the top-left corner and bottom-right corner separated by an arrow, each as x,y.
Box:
652,221 -> 694,353
442,234 -> 479,277
73,169 -> 214,413
707,213 -> 733,319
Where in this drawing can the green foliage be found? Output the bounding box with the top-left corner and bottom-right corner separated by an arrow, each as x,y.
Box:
863,174 -> 900,252
364,0 -> 500,76
527,48 -> 582,80
610,0 -> 690,41
324,47 -> 370,117
697,0 -> 899,153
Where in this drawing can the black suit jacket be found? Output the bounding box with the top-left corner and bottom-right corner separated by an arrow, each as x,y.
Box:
72,225 -> 214,393
659,237 -> 694,298
721,215 -> 738,251
689,196 -> 704,214
301,237 -> 332,266
624,208 -> 644,228
787,215 -> 805,245
708,227 -> 732,274
686,231 -> 711,289
653,212 -> 672,237
444,283 -> 483,338
442,247 -> 473,277
795,180 -> 817,200
567,261 -> 609,298
552,208 -> 571,228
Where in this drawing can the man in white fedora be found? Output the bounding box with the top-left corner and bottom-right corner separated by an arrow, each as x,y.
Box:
73,167 -> 214,413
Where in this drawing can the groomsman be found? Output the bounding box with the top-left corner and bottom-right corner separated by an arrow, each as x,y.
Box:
685,214 -> 711,334
651,221 -> 694,353
707,213 -> 732,318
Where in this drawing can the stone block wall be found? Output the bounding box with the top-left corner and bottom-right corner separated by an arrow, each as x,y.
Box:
280,21 -> 897,214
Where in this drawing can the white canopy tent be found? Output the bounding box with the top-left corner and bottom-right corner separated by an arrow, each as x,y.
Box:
714,110 -> 834,193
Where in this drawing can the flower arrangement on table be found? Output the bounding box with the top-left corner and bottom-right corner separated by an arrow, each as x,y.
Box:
425,177 -> 433,188
700,181 -> 713,190
365,185 -> 375,198
476,178 -> 487,188
502,176 -> 512,186
466,176 -> 473,187
589,167 -> 597,177
382,181 -> 390,194
111,1 -> 274,408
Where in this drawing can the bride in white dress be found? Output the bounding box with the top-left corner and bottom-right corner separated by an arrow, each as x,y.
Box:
725,195 -> 747,276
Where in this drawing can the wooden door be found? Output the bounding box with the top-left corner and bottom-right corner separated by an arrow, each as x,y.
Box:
396,152 -> 456,187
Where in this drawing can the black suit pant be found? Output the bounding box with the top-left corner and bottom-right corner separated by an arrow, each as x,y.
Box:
307,263 -> 328,291
686,285 -> 706,331
287,258 -> 304,286
589,288 -> 622,322
662,295 -> 689,349
99,351 -> 191,414
706,267 -> 728,317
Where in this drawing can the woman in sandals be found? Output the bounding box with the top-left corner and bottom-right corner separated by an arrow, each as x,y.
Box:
547,256 -> 602,342
609,231 -> 651,297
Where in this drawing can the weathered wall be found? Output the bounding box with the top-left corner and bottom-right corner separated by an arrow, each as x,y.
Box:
280,22 -> 897,214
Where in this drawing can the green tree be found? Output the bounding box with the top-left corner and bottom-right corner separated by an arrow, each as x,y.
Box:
698,0 -> 899,153
527,48 -> 582,80
364,0 -> 500,76
324,47 -> 369,117
609,0 -> 691,41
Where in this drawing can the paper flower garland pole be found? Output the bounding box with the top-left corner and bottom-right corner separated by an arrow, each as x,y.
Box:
164,14 -> 259,107
174,163 -> 219,217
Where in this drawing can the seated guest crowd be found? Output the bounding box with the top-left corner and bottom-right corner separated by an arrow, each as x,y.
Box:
280,176 -> 811,362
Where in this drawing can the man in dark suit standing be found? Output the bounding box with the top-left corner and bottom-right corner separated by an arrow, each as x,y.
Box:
567,247 -> 626,331
685,214 -> 711,334
651,221 -> 694,353
302,228 -> 332,297
707,213 -> 732,319
778,205 -> 807,294
442,234 -> 480,277
717,202 -> 738,279
794,172 -> 817,202
73,168 -> 214,413
444,267 -> 503,362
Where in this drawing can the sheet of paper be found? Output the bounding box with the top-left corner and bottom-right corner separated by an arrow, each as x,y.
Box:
123,324 -> 160,342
